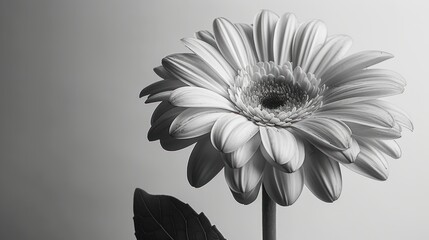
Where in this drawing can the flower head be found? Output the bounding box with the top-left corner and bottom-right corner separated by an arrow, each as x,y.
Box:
141,10 -> 413,205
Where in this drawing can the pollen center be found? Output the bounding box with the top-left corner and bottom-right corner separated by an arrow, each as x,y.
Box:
228,61 -> 326,127
261,95 -> 285,109
248,77 -> 308,110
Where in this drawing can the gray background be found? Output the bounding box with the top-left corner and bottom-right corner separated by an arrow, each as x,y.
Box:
1,0 -> 428,239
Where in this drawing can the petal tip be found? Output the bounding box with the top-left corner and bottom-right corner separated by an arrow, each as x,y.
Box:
144,96 -> 156,104
409,123 -> 415,132
213,17 -> 228,26
256,9 -> 279,18
139,88 -> 147,98
230,183 -> 262,205
378,51 -> 394,59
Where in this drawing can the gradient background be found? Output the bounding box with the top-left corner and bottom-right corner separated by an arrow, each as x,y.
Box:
1,0 -> 428,239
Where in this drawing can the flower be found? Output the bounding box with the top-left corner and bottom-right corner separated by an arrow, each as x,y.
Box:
141,10 -> 413,205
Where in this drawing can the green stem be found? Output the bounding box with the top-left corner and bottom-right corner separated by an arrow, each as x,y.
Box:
262,186 -> 276,240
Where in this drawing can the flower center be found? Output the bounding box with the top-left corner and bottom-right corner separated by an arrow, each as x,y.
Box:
261,95 -> 286,109
248,76 -> 308,110
228,61 -> 326,127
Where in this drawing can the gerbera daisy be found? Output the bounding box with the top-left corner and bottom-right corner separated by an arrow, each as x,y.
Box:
141,10 -> 412,206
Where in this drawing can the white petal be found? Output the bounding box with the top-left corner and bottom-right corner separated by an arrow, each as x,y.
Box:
188,136 -> 224,187
181,38 -> 235,85
375,139 -> 401,159
260,126 -> 298,167
235,23 -> 258,65
306,35 -> 352,77
150,101 -> 175,124
326,68 -> 406,88
347,122 -> 402,140
292,20 -> 327,69
292,118 -> 352,150
169,86 -> 237,112
149,106 -> 200,151
162,53 -> 229,97
224,150 -> 265,193
356,137 -> 401,159
213,18 -> 251,70
316,102 -> 395,128
153,65 -> 173,79
323,79 -> 404,106
367,100 -> 413,131
374,139 -> 402,159
145,91 -> 172,103
148,107 -> 184,141
282,135 -> 306,172
223,133 -> 261,168
253,10 -> 279,62
230,181 -> 262,205
194,30 -> 218,49
316,138 -> 360,164
343,141 -> 389,181
140,80 -> 186,98
304,147 -> 342,202
263,166 -> 304,206
273,13 -> 297,65
169,108 -> 228,139
211,113 -> 259,153
321,51 -> 394,85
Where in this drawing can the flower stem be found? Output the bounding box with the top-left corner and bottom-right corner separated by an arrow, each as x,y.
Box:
262,186 -> 276,240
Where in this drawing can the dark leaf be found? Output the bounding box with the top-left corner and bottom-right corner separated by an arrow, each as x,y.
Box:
133,188 -> 226,240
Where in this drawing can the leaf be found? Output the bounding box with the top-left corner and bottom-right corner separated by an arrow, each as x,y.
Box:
133,188 -> 226,240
